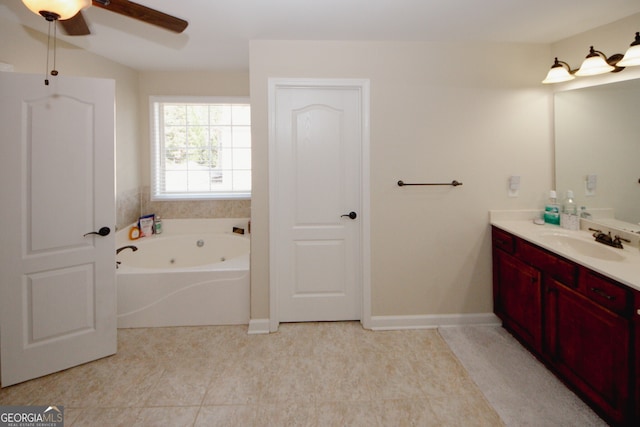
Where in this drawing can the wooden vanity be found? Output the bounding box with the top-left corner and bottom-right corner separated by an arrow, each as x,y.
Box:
491,223 -> 640,426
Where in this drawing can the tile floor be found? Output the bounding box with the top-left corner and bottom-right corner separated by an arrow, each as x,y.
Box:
0,322 -> 503,426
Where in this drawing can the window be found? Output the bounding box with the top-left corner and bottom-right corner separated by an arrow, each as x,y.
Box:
150,96 -> 251,200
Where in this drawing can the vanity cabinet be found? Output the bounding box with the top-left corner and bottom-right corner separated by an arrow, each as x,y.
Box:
492,228 -> 542,352
492,227 -> 577,353
545,275 -> 630,425
492,226 -> 637,426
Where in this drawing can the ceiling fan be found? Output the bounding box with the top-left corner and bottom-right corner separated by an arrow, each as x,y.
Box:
21,0 -> 188,36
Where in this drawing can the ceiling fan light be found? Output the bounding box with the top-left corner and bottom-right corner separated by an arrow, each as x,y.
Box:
21,0 -> 91,21
575,48 -> 615,76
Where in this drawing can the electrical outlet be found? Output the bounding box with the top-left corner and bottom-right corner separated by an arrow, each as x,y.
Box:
585,174 -> 597,196
0,62 -> 14,72
508,175 -> 520,197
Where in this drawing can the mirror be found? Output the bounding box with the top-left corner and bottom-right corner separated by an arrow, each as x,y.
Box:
554,78 -> 640,233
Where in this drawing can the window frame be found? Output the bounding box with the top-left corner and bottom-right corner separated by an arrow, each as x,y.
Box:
149,95 -> 251,201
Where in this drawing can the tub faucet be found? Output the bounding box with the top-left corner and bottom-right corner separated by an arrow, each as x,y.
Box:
116,245 -> 138,255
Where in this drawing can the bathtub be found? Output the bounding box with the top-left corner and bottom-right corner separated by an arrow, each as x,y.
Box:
115,218 -> 250,328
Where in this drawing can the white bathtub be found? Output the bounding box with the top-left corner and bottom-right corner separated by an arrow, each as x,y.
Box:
115,218 -> 250,328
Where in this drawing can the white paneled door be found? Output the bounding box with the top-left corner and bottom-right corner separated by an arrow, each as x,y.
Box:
269,79 -> 369,329
0,73 -> 116,387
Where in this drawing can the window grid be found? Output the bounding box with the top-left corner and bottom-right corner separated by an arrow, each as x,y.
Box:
151,97 -> 251,200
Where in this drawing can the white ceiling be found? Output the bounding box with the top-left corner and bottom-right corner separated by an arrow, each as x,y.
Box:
2,0 -> 640,71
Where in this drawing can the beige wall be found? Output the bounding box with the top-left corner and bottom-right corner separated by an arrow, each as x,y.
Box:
250,40 -> 554,319
0,16 -> 140,198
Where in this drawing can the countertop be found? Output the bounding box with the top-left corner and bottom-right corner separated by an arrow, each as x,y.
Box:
491,219 -> 640,292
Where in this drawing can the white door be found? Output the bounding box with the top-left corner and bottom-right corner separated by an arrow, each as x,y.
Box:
269,79 -> 369,328
0,73 -> 116,387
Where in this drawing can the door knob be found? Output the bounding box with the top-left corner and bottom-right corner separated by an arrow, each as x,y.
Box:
84,227 -> 111,237
341,211 -> 357,220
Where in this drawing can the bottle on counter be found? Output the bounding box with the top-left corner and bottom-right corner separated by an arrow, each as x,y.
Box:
543,190 -> 561,225
154,215 -> 163,234
560,190 -> 579,230
563,190 -> 577,215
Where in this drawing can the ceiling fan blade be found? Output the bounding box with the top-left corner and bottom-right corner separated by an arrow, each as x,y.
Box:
59,11 -> 91,36
92,0 -> 188,33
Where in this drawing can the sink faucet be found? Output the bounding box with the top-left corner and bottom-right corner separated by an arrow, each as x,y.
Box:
116,245 -> 138,254
612,235 -> 631,249
589,229 -> 630,249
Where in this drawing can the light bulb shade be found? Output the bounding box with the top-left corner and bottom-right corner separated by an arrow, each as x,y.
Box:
618,45 -> 640,67
542,64 -> 575,84
542,58 -> 575,84
21,0 -> 90,20
575,54 -> 614,76
617,32 -> 640,67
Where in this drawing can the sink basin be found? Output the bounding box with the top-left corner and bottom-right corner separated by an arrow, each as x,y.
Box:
539,234 -> 626,262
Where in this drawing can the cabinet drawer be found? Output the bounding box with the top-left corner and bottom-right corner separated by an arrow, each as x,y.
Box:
492,227 -> 515,254
581,271 -> 631,315
519,241 -> 577,286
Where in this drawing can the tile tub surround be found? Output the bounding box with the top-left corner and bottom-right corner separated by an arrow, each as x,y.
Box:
141,186 -> 251,221
116,186 -> 142,231
116,186 -> 252,231
0,322 -> 503,426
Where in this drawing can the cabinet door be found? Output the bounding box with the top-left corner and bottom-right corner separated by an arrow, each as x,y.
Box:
634,292 -> 640,424
494,250 -> 542,352
546,282 -> 630,425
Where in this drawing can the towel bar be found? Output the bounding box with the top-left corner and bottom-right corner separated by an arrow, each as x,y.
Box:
397,180 -> 463,187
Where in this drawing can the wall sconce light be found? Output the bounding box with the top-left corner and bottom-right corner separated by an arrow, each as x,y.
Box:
617,32 -> 640,67
542,58 -> 576,84
21,0 -> 91,21
542,32 -> 640,84
575,46 -> 620,76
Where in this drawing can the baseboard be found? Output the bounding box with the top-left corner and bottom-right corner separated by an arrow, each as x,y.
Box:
369,313 -> 501,331
248,314 -> 500,333
247,318 -> 270,334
